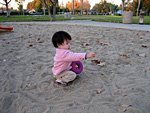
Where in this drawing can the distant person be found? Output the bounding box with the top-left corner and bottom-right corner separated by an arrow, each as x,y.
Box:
52,31 -> 95,87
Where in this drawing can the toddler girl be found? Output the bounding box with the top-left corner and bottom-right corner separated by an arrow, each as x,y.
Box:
52,31 -> 95,87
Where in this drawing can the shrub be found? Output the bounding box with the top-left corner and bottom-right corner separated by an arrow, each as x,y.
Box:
114,13 -> 122,16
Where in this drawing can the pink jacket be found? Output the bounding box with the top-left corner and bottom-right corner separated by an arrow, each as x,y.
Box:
52,49 -> 86,75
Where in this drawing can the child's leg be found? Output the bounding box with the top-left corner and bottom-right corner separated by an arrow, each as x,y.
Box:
55,71 -> 77,84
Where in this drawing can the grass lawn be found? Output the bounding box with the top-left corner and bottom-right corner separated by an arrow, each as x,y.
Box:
0,15 -> 150,24
75,15 -> 150,24
0,15 -> 69,22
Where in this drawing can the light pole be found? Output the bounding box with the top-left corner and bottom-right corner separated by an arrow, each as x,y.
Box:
81,0 -> 83,15
71,0 -> 76,19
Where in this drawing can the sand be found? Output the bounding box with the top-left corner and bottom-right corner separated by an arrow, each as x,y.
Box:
0,22 -> 150,113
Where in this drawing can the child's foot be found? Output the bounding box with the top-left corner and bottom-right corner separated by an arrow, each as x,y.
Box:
55,81 -> 67,87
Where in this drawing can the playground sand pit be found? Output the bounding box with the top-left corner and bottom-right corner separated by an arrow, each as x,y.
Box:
0,23 -> 150,113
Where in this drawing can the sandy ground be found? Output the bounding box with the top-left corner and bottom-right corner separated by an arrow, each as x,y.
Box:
0,23 -> 150,113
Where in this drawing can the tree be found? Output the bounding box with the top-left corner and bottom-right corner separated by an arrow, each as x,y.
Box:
0,0 -> 12,17
18,4 -> 22,11
66,0 -> 90,13
42,0 -> 58,21
92,0 -> 118,14
108,3 -> 118,13
124,0 -> 133,11
27,2 -> 32,10
35,0 -> 43,12
132,0 -> 144,16
143,0 -> 150,15
26,0 -> 43,12
27,0 -> 36,10
15,0 -> 25,15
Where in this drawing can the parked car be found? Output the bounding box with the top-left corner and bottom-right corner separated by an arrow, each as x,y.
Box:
114,10 -> 123,14
29,11 -> 36,15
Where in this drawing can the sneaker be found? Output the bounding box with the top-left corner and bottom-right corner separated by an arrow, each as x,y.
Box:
55,81 -> 67,87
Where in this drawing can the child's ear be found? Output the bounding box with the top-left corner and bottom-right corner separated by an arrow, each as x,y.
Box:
57,43 -> 61,47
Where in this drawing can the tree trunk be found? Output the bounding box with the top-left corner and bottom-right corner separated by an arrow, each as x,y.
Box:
122,0 -> 125,16
137,0 -> 141,16
43,3 -> 45,16
6,3 -> 10,17
43,0 -> 57,21
52,5 -> 56,21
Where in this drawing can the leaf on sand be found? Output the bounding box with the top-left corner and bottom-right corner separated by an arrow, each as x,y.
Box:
121,54 -> 129,57
92,60 -> 106,66
122,54 -> 128,57
97,41 -> 109,46
103,43 -> 109,46
6,42 -> 10,44
37,38 -> 40,41
143,69 -> 147,72
81,43 -> 89,46
91,59 -> 100,63
137,53 -> 146,57
99,41 -> 103,44
118,108 -> 127,112
97,40 -> 100,44
141,44 -> 147,48
97,62 -> 106,66
120,105 -> 132,107
29,44 -> 33,47
96,89 -> 105,94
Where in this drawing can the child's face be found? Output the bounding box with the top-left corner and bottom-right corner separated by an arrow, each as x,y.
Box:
58,39 -> 71,50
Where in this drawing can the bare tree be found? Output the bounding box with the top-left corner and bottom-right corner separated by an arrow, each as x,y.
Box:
0,0 -> 12,17
42,0 -> 58,21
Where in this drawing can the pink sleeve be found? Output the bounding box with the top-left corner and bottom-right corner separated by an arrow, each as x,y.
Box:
61,51 -> 86,61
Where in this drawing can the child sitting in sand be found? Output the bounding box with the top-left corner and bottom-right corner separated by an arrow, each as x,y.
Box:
52,31 -> 95,87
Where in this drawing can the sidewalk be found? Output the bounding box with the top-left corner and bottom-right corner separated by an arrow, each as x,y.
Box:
1,20 -> 150,31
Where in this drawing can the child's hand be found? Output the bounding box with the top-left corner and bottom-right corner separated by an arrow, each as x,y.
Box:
86,52 -> 95,58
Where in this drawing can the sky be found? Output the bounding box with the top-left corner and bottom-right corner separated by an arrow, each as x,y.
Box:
0,0 -> 123,10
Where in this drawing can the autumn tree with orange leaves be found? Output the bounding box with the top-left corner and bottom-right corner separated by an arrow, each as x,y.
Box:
66,0 -> 90,12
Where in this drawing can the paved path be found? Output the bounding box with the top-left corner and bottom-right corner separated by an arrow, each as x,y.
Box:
1,20 -> 150,31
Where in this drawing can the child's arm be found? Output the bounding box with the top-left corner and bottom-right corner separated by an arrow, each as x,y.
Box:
60,51 -> 95,61
86,52 -> 95,59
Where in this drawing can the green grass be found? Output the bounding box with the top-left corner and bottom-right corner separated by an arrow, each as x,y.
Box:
0,15 -> 150,24
75,15 -> 150,24
0,15 -> 69,22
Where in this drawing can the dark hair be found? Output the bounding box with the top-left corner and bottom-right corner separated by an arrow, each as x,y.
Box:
52,31 -> 72,48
